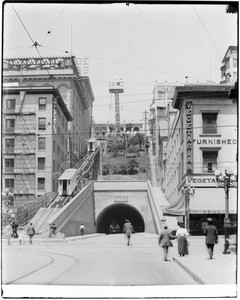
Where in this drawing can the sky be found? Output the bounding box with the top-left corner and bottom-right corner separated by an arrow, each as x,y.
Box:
3,2 -> 237,124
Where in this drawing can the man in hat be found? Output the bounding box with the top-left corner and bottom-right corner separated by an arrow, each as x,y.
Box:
123,219 -> 133,246
203,218 -> 218,259
159,225 -> 176,261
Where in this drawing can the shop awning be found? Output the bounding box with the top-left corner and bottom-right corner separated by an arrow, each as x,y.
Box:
163,195 -> 185,216
163,187 -> 237,216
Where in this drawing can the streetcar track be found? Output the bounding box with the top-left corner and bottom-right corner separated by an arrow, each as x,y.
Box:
3,247 -> 80,285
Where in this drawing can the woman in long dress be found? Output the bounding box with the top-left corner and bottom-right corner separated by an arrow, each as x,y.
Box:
176,223 -> 189,256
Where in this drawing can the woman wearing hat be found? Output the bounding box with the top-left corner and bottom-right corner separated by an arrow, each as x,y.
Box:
176,223 -> 189,257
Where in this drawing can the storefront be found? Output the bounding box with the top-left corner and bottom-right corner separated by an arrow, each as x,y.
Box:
164,175 -> 237,235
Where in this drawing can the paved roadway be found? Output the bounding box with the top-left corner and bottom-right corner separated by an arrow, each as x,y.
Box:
2,233 -> 197,286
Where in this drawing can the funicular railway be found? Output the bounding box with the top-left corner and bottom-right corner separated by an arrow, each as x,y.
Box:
31,144 -> 100,234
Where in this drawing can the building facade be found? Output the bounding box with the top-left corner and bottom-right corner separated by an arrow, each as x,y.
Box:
149,81 -> 184,187
220,46 -> 237,84
163,84 -> 237,234
2,86 -> 72,202
3,56 -> 94,162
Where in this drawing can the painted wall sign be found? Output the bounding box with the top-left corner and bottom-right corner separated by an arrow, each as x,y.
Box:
193,210 -> 236,214
186,101 -> 193,174
186,176 -> 217,187
194,139 -> 237,145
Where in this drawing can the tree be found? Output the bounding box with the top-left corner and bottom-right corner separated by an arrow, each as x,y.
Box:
134,133 -> 145,150
119,164 -> 128,175
102,164 -> 110,175
127,159 -> 139,174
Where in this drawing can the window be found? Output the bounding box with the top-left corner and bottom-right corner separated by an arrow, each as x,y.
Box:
5,178 -> 14,189
38,118 -> 46,130
233,58 -> 237,68
5,139 -> 14,150
202,113 -> 217,134
38,158 -> 45,170
38,137 -> 46,150
5,159 -> 14,170
180,153 -> 184,178
39,98 -> 46,110
181,118 -> 184,142
53,140 -> 56,152
38,178 -> 45,190
6,99 -> 16,110
203,151 -> 218,173
6,119 -> 15,130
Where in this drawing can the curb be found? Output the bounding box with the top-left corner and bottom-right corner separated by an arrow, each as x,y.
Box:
173,257 -> 206,285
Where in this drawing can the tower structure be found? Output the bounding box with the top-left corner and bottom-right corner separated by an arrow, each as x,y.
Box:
109,79 -> 124,129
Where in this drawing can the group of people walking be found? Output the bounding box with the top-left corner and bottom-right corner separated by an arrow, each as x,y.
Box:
159,218 -> 218,261
3,221 -> 36,245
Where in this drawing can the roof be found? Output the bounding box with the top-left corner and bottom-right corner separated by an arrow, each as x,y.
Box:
222,46 -> 237,63
88,138 -> 97,143
2,86 -> 72,121
172,84 -> 232,109
58,169 -> 77,180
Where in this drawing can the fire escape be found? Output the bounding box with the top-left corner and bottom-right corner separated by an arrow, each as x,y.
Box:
18,91 -> 35,196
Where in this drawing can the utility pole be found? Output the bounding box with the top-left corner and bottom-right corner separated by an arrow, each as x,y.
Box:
142,110 -> 148,134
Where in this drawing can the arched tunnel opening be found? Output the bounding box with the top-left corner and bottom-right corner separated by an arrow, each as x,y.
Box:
96,203 -> 145,234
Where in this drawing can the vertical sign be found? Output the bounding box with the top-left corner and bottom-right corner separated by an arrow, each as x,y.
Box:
186,101 -> 193,174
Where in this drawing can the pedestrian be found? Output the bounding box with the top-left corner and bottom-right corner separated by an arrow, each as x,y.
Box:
159,225 -> 176,261
18,226 -> 26,245
176,222 -> 189,257
3,223 -> 12,245
11,221 -> 19,238
80,223 -> 85,236
26,223 -> 35,244
109,220 -> 120,234
203,218 -> 218,259
50,223 -> 57,237
123,219 -> 133,246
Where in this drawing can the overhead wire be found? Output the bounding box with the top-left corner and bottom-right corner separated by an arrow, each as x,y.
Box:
40,5 -> 67,46
10,4 -> 57,89
192,5 -> 222,61
40,45 -> 210,82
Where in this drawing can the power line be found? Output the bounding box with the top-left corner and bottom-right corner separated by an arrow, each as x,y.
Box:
40,5 -> 67,46
41,45 -> 210,82
192,6 -> 222,61
10,4 -> 35,45
3,123 -> 237,138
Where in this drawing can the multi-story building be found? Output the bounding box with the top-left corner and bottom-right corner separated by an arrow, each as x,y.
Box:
163,83 -> 237,234
3,56 -> 95,162
149,81 -> 184,187
220,46 -> 237,84
2,86 -> 72,202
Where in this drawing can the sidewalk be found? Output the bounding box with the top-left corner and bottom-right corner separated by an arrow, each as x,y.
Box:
170,235 -> 237,285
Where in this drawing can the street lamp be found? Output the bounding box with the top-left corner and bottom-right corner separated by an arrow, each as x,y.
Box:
145,143 -> 150,180
181,182 -> 195,233
215,169 -> 237,254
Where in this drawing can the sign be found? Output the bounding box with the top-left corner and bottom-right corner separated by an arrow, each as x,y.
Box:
192,210 -> 237,214
77,57 -> 90,75
194,139 -> 237,145
114,196 -> 128,202
186,101 -> 193,174
186,176 -> 217,187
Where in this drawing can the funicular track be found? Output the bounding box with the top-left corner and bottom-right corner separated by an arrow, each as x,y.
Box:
31,147 -> 100,233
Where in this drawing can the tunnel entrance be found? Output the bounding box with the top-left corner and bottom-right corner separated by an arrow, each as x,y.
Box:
96,203 -> 145,234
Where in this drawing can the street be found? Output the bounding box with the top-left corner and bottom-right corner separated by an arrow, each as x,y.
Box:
2,233 -> 197,286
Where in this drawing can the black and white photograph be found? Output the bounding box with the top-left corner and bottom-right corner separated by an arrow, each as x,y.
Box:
1,1 -> 238,299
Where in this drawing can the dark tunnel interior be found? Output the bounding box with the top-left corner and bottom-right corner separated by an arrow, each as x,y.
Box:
96,203 -> 145,234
